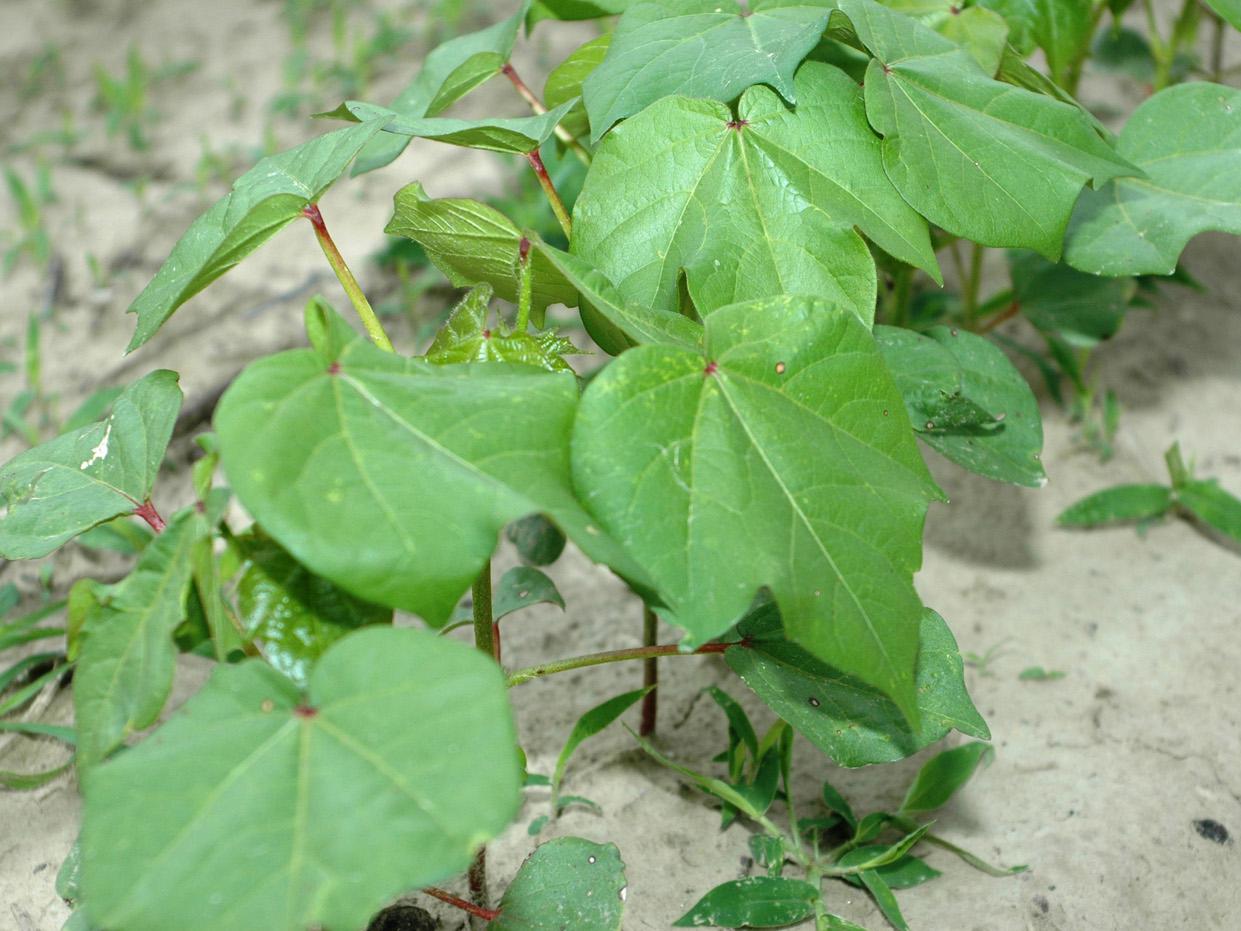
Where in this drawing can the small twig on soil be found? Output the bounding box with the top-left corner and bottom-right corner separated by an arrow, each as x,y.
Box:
423,886 -> 500,922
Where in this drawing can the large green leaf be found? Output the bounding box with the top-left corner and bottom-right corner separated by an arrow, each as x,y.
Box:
574,62 -> 939,325
978,0 -> 1093,84
73,510 -> 206,767
572,295 -> 941,719
384,186 -> 577,326
725,603 -> 989,767
352,1 -> 530,174
1008,252 -> 1135,347
339,98 -> 577,154
583,0 -> 836,140
126,123 -> 384,350
231,528 -> 392,689
1065,83 -> 1241,276
877,326 -> 1045,487
491,838 -> 627,931
1205,0 -> 1241,30
840,0 -> 1135,259
80,628 -> 521,931
215,305 -> 647,624
0,371 -> 181,559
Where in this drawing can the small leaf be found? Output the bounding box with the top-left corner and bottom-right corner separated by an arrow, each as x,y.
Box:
1018,666 -> 1065,681
834,825 -> 930,874
125,122 -> 384,349
1008,252 -> 1135,347
821,780 -> 858,831
544,34 -> 611,142
1178,479 -> 1241,544
900,741 -> 993,814
840,850 -> 941,890
673,876 -> 821,928
1066,84 -> 1241,276
494,566 -> 565,620
1057,484 -> 1173,528
749,834 -> 785,876
527,814 -> 550,835
857,870 -> 909,931
57,838 -> 82,903
553,687 -> 651,804
555,794 -> 603,816
977,0 -> 1094,85
0,720 -> 76,743
80,628 -> 521,931
0,371 -> 181,559
706,685 -> 760,766
0,760 -> 73,790
424,285 -> 578,372
339,98 -> 578,155
505,513 -> 567,566
629,728 -> 764,818
491,837 -> 627,931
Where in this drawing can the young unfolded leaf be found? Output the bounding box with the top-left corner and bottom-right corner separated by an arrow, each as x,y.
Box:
900,741 -> 993,813
544,34 -> 611,142
0,370 -> 181,559
1008,252 -> 1136,347
73,510 -> 206,767
673,876 -> 821,928
726,605 -> 989,767
494,566 -> 565,620
583,0 -> 836,140
573,295 -> 942,720
125,122 -> 384,350
424,285 -> 578,372
574,62 -> 939,323
1178,479 -> 1241,545
215,304 -> 649,624
1057,484 -> 1173,528
80,628 -> 521,931
491,838 -> 627,931
352,2 -> 529,174
1065,83 -> 1241,276
552,686 -> 651,808
337,98 -> 577,154
384,183 -> 577,325
839,0 -> 1135,259
230,528 -> 393,688
877,326 -> 1045,487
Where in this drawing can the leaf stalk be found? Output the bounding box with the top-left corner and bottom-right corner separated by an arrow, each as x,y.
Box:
302,203 -> 395,353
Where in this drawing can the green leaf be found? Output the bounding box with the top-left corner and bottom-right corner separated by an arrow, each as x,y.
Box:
840,850 -> 941,890
673,876 -> 821,928
840,0 -> 1136,259
0,720 -> 76,743
0,760 -> 73,790
0,371 -> 181,559
553,686 -> 651,804
384,184 -> 577,328
57,838 -> 82,903
977,0 -> 1093,84
900,741 -> 993,813
574,62 -> 940,323
706,685 -> 759,765
125,123 -> 384,350
584,0 -> 836,141
1057,484 -> 1173,527
749,834 -> 785,875
505,513 -> 567,566
529,0 -> 629,25
1008,252 -> 1135,347
574,296 -> 940,718
726,604 -> 990,767
1205,0 -> 1241,30
532,243 -> 704,354
215,308 -> 648,625
339,98 -> 577,155
821,780 -> 858,830
231,528 -> 393,688
80,628 -> 521,931
1065,83 -> 1241,276
73,509 -> 206,767
937,5 -> 1010,75
1090,26 -> 1156,83
491,837 -> 627,931
424,285 -> 579,372
1018,666 -> 1065,681
352,1 -> 529,174
545,34 -> 611,142
835,824 -> 930,874
857,870 -> 909,931
876,326 -> 1045,487
76,516 -> 154,555
494,566 -> 565,620
1178,479 -> 1241,545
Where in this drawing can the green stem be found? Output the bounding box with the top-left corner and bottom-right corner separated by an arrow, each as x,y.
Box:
1143,0 -> 1174,89
302,203 -> 394,353
506,640 -> 730,688
639,606 -> 659,736
1211,10 -> 1226,83
964,243 -> 984,328
472,560 -> 496,661
526,150 -> 573,240
514,237 -> 533,333
501,63 -> 592,167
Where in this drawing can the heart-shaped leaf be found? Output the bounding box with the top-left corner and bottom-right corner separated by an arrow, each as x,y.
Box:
80,628 -> 521,931
1065,83 -> 1241,276
572,295 -> 941,719
0,370 -> 181,559
574,62 -> 939,324
494,566 -> 565,620
491,838 -> 627,931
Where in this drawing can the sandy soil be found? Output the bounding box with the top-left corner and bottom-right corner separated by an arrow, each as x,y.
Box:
2,1 -> 1239,929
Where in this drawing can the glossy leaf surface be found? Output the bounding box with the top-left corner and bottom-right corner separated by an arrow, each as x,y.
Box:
424,286 -> 578,372
126,123 -> 384,349
573,296 -> 940,718
726,604 -> 988,766
673,876 -> 821,928
0,371 -> 181,559
1065,83 -> 1241,276
80,628 -> 521,931
575,62 -> 939,324
491,838 -> 627,931
494,566 -> 565,620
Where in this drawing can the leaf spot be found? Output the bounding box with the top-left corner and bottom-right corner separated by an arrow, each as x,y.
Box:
808,696 -> 821,708
294,704 -> 318,719
327,362 -> 341,375
80,423 -> 112,470
774,361 -> 786,375
588,855 -> 596,864
704,361 -> 719,376
260,700 -> 275,713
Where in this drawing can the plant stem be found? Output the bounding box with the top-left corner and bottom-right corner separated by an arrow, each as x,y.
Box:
506,641 -> 731,688
964,242 -> 984,328
514,237 -> 533,333
526,150 -> 573,240
424,885 -> 500,922
302,203 -> 395,353
1211,10 -> 1226,83
134,501 -> 165,533
501,63 -> 592,166
468,561 -> 495,924
978,299 -> 1021,335
1143,0 -> 1173,89
639,606 -> 658,736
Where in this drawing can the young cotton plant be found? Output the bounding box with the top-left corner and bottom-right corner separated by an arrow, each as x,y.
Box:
3,0 -> 1241,928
